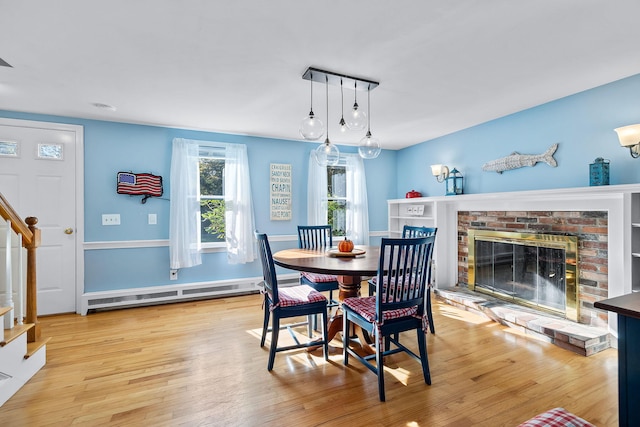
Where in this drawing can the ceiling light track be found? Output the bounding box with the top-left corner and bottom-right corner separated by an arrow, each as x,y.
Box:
302,67 -> 379,92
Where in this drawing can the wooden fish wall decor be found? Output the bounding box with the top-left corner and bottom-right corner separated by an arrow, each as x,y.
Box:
482,143 -> 558,174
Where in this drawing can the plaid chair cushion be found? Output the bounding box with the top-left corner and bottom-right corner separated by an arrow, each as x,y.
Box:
269,284 -> 327,311
342,296 -> 426,348
301,272 -> 338,283
343,295 -> 418,323
517,407 -> 595,427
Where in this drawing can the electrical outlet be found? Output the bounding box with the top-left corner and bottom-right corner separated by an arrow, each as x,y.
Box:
102,214 -> 121,225
170,269 -> 178,280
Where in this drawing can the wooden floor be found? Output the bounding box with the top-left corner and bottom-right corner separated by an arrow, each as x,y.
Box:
0,291 -> 618,426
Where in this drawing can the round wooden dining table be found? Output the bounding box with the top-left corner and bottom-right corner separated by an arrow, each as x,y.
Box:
272,245 -> 379,347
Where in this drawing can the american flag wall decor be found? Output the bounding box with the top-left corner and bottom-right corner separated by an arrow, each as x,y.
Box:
117,172 -> 163,198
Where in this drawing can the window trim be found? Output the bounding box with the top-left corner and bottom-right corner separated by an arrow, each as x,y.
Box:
201,242 -> 226,251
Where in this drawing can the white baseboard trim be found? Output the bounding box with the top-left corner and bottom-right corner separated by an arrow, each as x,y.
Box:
79,273 -> 301,315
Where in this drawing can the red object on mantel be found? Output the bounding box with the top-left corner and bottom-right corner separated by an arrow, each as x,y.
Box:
405,189 -> 422,198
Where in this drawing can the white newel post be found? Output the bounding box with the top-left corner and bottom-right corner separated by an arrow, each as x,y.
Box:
3,219 -> 14,330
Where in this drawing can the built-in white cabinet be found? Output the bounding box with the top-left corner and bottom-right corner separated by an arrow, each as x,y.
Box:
388,197 -> 440,288
387,198 -> 436,237
631,193 -> 640,292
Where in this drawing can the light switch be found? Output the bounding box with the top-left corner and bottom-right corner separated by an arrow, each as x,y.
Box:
148,213 -> 157,225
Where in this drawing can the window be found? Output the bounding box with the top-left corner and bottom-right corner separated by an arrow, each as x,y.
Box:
37,143 -> 64,160
308,153 -> 370,245
170,138 -> 256,268
199,150 -> 225,244
327,165 -> 346,236
0,140 -> 19,157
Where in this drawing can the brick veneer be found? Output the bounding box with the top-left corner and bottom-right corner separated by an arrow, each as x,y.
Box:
457,210 -> 608,328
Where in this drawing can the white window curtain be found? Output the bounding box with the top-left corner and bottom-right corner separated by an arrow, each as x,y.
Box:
170,138 -> 257,268
224,143 -> 257,264
307,153 -> 328,225
345,154 -> 370,245
307,152 -> 370,245
170,138 -> 202,269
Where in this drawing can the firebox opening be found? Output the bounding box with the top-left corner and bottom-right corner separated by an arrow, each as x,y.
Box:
467,229 -> 578,322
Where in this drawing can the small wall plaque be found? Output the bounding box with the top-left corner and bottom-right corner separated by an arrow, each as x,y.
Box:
270,163 -> 292,221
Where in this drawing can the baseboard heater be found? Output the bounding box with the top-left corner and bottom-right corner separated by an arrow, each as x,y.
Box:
80,273 -> 301,315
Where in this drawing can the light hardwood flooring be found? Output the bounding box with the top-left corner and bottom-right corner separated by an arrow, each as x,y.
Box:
0,291 -> 618,426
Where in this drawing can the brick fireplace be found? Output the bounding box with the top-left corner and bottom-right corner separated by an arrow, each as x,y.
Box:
457,210 -> 608,329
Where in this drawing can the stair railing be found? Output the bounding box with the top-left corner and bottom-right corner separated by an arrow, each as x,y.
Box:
0,192 -> 40,342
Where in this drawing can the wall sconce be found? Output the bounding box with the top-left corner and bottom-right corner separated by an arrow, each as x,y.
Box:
430,164 -> 450,183
445,168 -> 464,196
614,124 -> 640,158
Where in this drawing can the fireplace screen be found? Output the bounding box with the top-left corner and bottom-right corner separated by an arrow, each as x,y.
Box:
468,230 -> 578,321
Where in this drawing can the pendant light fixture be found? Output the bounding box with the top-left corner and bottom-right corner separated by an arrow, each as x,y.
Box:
345,80 -> 367,131
315,75 -> 340,166
339,79 -> 347,133
300,67 -> 380,161
358,85 -> 381,159
299,72 -> 325,141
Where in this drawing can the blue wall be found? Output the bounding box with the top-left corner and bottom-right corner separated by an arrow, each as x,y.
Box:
397,72 -> 640,197
3,71 -> 640,293
0,110 -> 397,292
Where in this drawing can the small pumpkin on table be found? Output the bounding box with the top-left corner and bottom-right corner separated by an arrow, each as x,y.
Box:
338,237 -> 354,253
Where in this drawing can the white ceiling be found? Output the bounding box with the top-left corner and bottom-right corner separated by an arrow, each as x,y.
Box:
1,1 -> 640,150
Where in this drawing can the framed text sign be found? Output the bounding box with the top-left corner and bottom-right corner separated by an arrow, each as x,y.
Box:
270,163 -> 292,221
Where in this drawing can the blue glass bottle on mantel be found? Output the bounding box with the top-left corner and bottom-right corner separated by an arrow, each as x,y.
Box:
589,158 -> 610,186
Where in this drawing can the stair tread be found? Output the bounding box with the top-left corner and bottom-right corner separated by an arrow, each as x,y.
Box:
25,337 -> 51,359
0,306 -> 11,317
1,323 -> 34,346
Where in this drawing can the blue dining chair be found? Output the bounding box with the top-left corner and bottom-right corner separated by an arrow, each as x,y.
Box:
297,225 -> 341,327
370,225 -> 438,333
256,232 -> 329,371
342,235 -> 436,401
402,225 -> 437,239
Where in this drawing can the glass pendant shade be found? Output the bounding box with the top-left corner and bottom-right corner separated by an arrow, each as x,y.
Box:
358,131 -> 381,159
300,111 -> 324,140
299,74 -> 325,140
357,86 -> 381,159
346,102 -> 367,131
315,138 -> 340,166
346,82 -> 366,131
315,75 -> 340,167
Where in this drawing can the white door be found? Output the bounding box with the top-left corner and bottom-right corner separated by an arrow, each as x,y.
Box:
0,119 -> 83,315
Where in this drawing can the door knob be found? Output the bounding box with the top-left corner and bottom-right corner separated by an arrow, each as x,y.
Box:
64,227 -> 74,235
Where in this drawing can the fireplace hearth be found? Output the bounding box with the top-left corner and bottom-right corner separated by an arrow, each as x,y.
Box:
435,287 -> 610,356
